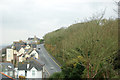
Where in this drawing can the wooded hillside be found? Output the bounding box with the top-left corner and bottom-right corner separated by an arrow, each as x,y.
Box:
44,18 -> 120,78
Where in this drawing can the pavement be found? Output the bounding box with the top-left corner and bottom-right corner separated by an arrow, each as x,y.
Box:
37,44 -> 61,77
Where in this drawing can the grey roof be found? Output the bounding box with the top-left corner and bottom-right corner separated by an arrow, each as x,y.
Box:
0,63 -> 14,71
18,60 -> 44,71
15,46 -> 21,51
33,57 -> 45,66
27,60 -> 43,71
28,37 -> 40,40
27,49 -> 39,56
27,49 -> 33,55
28,38 -> 34,40
35,50 -> 39,54
32,44 -> 36,48
13,42 -> 27,51
28,44 -> 36,48
18,62 -> 27,70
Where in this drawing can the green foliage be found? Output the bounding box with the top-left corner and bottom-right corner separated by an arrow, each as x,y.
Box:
61,62 -> 85,79
49,72 -> 64,80
49,62 -> 85,79
44,18 -> 119,78
40,39 -> 44,44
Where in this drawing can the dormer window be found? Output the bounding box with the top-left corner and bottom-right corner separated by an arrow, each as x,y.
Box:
8,65 -> 12,68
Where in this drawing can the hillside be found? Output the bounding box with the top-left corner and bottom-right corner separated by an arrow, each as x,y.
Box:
44,18 -> 120,78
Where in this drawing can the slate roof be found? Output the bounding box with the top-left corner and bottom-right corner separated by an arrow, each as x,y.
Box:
35,50 -> 39,54
0,63 -> 14,71
13,42 -> 27,51
28,37 -> 40,40
32,44 -> 36,48
33,57 -> 45,66
27,60 -> 43,71
17,59 -> 45,71
28,44 -> 36,48
15,46 -> 21,51
27,49 -> 39,56
27,49 -> 33,55
28,38 -> 34,40
18,62 -> 27,70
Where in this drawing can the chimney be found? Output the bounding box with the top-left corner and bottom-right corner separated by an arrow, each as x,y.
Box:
27,64 -> 29,69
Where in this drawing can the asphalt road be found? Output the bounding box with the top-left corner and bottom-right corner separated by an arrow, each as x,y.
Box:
37,44 -> 61,76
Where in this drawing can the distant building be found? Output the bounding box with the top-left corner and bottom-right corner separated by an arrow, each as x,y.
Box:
6,41 -> 38,63
27,36 -> 40,44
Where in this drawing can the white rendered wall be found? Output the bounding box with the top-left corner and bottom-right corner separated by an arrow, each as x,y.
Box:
27,67 -> 42,78
6,49 -> 13,61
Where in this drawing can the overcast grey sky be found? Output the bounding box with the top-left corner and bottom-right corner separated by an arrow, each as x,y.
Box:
0,0 -> 118,45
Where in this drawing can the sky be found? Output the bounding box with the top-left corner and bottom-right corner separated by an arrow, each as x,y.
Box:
0,0 -> 119,46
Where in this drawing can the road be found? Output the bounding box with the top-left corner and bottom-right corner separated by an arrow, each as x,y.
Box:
37,44 -> 61,76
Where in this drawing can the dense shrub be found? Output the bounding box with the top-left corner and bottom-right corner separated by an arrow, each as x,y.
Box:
44,18 -> 119,78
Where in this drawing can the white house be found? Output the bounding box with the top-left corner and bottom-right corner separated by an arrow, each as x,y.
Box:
24,49 -> 39,59
27,65 -> 42,78
17,60 -> 45,78
18,54 -> 24,62
6,49 -> 14,62
29,49 -> 39,59
13,50 -> 18,55
18,47 -> 25,56
6,41 -> 38,63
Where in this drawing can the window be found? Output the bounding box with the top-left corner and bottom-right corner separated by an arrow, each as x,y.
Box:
10,71 -> 13,76
32,70 -> 35,76
8,54 -> 10,57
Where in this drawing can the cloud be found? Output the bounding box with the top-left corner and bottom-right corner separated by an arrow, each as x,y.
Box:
0,0 -> 117,45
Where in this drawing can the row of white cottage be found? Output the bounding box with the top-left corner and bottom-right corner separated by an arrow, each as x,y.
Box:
1,60 -> 45,78
5,43 -> 46,78
6,44 -> 39,62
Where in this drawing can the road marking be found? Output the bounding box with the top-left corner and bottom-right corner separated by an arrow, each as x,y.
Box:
44,67 -> 50,76
41,49 -> 53,66
42,46 -> 61,68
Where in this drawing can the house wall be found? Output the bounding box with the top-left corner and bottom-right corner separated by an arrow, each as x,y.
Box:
18,70 -> 25,77
18,48 -> 25,56
27,67 -> 42,78
9,71 -> 13,77
19,56 -> 23,62
3,71 -> 13,77
13,54 -> 17,67
25,54 -> 30,59
14,50 -> 18,54
14,68 -> 18,78
6,49 -> 13,61
43,66 -> 45,72
30,50 -> 38,59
